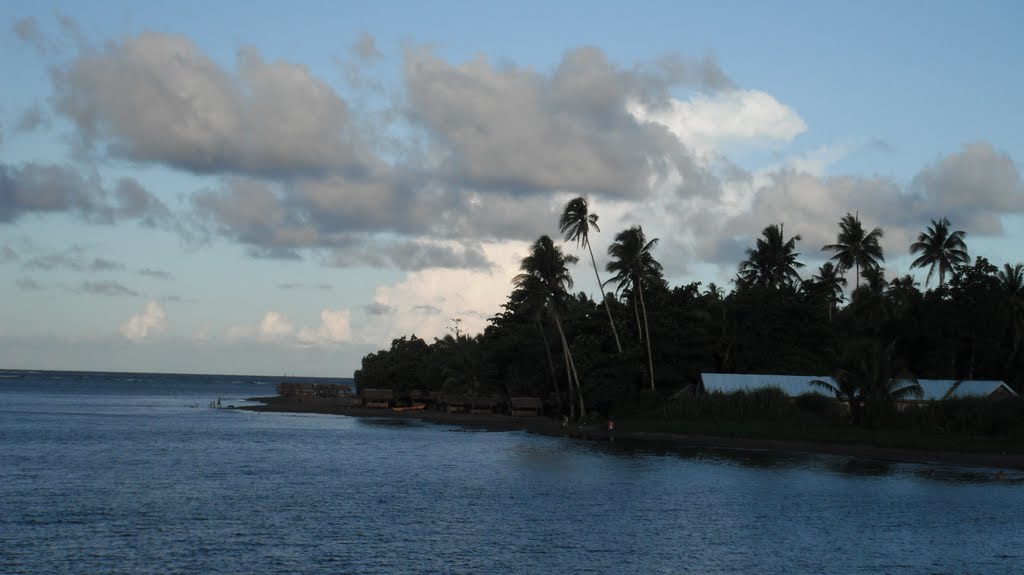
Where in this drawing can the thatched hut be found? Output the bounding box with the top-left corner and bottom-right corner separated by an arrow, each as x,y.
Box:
362,388 -> 394,408
509,397 -> 543,417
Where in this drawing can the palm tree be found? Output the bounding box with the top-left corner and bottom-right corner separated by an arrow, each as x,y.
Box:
510,275 -> 563,413
909,217 -> 969,287
822,212 -> 884,291
998,263 -> 1024,368
559,196 -> 623,353
514,235 -> 585,418
997,262 -> 1024,297
811,339 -> 921,426
737,223 -> 804,289
812,262 -> 847,322
606,226 -> 662,390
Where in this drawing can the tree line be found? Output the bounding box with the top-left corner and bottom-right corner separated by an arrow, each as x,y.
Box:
355,197 -> 1024,422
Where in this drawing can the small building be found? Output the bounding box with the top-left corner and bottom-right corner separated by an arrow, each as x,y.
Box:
362,388 -> 394,408
917,379 -> 1019,401
437,394 -> 469,413
699,373 -> 835,397
509,397 -> 544,417
470,396 -> 499,414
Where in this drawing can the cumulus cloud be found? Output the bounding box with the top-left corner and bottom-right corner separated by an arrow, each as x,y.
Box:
227,309 -> 352,346
693,143 -> 1024,271
629,89 -> 806,156
259,311 -> 294,339
909,142 -> 1024,234
403,46 -> 710,199
184,45 -> 740,268
297,309 -> 353,345
0,162 -> 171,225
359,242 -> 526,344
52,33 -> 368,175
120,300 -> 166,341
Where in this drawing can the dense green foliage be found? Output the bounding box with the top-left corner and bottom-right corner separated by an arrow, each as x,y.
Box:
354,205 -> 1024,440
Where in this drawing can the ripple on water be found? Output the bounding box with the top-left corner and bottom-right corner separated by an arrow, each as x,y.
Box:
3,375 -> 1024,574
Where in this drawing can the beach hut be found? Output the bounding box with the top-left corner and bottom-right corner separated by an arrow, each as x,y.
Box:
509,397 -> 544,417
699,373 -> 835,398
362,388 -> 394,408
470,396 -> 500,414
438,394 -> 470,413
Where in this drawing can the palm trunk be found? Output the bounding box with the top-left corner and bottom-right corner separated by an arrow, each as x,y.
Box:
637,280 -> 655,391
588,241 -> 622,353
633,294 -> 643,343
552,309 -> 584,419
536,318 -> 562,413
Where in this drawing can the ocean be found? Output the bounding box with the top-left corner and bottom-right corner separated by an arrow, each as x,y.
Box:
2,369 -> 1022,574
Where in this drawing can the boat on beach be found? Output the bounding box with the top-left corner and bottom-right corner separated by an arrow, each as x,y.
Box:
391,403 -> 427,413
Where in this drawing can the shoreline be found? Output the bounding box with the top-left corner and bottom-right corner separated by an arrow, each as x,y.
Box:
240,397 -> 1024,471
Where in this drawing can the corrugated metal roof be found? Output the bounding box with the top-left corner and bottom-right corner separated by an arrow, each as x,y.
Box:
700,374 -> 1019,400
700,373 -> 835,397
943,380 -> 1019,399
916,379 -> 957,401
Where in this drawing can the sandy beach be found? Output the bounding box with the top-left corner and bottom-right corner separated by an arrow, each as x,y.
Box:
241,396 -> 1024,471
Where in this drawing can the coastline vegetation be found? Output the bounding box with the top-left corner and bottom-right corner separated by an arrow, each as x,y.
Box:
354,200 -> 1024,453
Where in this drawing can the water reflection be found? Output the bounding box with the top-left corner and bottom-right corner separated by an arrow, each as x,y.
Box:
588,436 -> 1019,484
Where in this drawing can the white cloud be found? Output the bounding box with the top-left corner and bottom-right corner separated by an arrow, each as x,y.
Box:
258,311 -> 294,339
628,89 -> 806,157
120,300 -> 166,341
297,309 -> 353,345
358,241 -> 527,344
227,309 -> 352,347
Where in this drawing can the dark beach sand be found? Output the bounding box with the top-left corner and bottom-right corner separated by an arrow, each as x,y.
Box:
240,397 -> 1024,471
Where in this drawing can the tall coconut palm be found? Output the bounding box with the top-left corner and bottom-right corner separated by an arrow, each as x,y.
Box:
513,235 -> 585,418
909,217 -> 969,287
822,212 -> 885,291
812,262 -> 847,323
737,223 -> 804,289
510,275 -> 563,413
559,196 -> 623,353
606,226 -> 662,391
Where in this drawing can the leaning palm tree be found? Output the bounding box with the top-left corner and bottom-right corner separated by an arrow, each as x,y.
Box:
510,275 -> 563,413
909,217 -> 969,288
812,262 -> 847,323
559,196 -> 623,353
514,235 -> 585,418
606,226 -> 662,390
822,212 -> 884,291
737,223 -> 804,289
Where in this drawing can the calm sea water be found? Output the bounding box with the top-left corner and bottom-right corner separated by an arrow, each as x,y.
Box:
2,370 -> 1022,575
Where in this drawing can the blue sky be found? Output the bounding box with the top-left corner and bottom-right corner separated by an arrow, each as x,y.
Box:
2,1 -> 1022,376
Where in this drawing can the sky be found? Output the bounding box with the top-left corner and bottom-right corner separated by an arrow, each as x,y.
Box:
1,1 -> 1023,377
